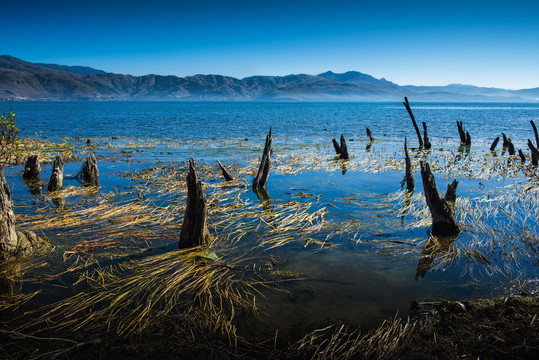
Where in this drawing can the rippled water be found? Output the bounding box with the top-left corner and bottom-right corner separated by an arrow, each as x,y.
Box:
2,101 -> 539,340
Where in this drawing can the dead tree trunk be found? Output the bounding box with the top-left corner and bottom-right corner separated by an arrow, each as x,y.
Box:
47,155 -> 64,192
422,122 -> 432,149
217,160 -> 233,181
22,155 -> 40,180
179,159 -> 211,249
404,138 -> 415,192
0,167 -> 18,260
366,127 -> 374,142
531,120 -> 539,147
403,97 -> 423,148
81,154 -> 99,186
456,121 -> 467,144
253,127 -> 272,190
420,161 -> 460,237
339,134 -> 349,160
490,137 -> 500,151
528,139 -> 539,166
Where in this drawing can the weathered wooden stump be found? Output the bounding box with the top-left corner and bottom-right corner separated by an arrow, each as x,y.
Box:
531,120 -> 539,147
22,155 -> 40,180
465,131 -> 471,146
507,138 -> 516,156
179,159 -> 211,249
47,155 -> 64,192
502,132 -> 509,148
422,122 -> 432,149
0,167 -> 18,260
81,154 -> 99,186
253,127 -> 272,189
490,137 -> 500,151
332,138 -> 341,155
528,139 -> 539,166
366,127 -> 374,142
217,160 -> 233,181
518,149 -> 526,163
338,134 -> 349,160
404,137 -> 415,192
403,97 -> 424,148
456,121 -> 466,144
420,161 -> 460,237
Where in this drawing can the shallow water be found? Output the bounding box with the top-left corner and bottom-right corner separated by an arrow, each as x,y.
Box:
1,101 -> 539,341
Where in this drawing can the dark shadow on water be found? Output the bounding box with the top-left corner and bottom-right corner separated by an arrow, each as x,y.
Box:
253,187 -> 272,212
49,192 -> 67,209
415,233 -> 457,281
401,190 -> 413,225
339,159 -> 348,175
23,179 -> 44,196
365,140 -> 374,152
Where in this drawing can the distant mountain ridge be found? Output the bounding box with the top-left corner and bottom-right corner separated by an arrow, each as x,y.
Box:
1,55 -> 538,102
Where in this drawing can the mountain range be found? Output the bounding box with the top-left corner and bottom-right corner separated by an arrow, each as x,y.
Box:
1,55 -> 538,102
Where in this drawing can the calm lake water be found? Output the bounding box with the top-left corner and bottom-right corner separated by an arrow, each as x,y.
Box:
2,101 -> 539,340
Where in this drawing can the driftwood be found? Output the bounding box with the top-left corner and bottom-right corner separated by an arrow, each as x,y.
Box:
81,154 -> 99,186
179,159 -> 211,249
531,120 -> 539,147
366,127 -> 374,142
47,155 -> 64,192
0,167 -> 17,259
490,137 -> 500,151
332,134 -> 349,160
404,138 -> 414,192
420,161 -> 460,237
403,97 -> 423,148
22,155 -> 40,180
253,127 -> 272,189
217,160 -> 233,181
528,139 -> 539,166
422,122 -> 432,149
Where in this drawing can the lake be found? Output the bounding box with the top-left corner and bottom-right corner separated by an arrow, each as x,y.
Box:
1,101 -> 539,341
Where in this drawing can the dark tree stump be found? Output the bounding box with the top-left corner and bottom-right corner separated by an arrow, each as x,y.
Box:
81,154 -> 99,186
507,138 -> 516,156
465,131 -> 471,146
518,149 -> 526,163
47,155 -> 64,192
531,120 -> 539,147
502,132 -> 509,148
422,122 -> 432,149
456,121 -> 467,144
22,155 -> 41,180
404,137 -> 415,192
217,160 -> 233,181
528,139 -> 539,166
339,134 -> 349,160
420,161 -> 460,237
253,127 -> 272,190
0,167 -> 18,260
332,138 -> 341,155
403,97 -> 424,148
366,127 -> 374,142
179,159 -> 211,249
490,137 -> 500,151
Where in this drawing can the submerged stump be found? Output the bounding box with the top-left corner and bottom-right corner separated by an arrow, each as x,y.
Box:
420,161 -> 460,237
403,97 -> 424,148
22,155 -> 41,180
47,155 -> 64,192
81,154 -> 100,186
217,160 -> 233,181
422,122 -> 432,149
404,138 -> 415,192
253,127 -> 272,190
179,159 -> 211,249
366,127 -> 374,142
490,137 -> 500,152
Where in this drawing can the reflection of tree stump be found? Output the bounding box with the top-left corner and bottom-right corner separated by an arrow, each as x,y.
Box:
179,159 -> 211,249
0,168 -> 18,260
217,160 -> 233,181
404,138 -> 414,192
22,155 -> 40,180
403,97 -> 423,148
82,154 -> 99,186
253,127 -> 272,189
420,161 -> 460,237
47,155 -> 64,192
415,234 -> 456,280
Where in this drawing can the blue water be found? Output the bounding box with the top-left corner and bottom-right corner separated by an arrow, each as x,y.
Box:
2,101 -> 539,340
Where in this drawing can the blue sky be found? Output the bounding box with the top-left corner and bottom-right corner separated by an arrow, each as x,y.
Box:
3,0 -> 539,89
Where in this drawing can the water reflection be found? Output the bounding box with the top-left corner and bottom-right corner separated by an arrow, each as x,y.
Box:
23,178 -> 44,196
253,187 -> 272,212
415,233 -> 457,280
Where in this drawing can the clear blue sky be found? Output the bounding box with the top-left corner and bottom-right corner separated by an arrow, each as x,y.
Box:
3,0 -> 538,89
